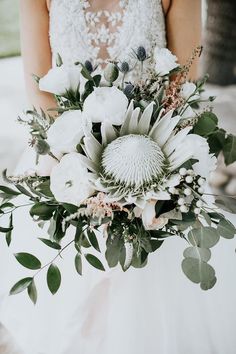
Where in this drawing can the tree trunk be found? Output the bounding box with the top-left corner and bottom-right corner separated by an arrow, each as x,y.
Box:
203,0 -> 236,86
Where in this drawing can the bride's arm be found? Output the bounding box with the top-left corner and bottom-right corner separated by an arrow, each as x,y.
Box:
19,0 -> 56,112
164,0 -> 202,80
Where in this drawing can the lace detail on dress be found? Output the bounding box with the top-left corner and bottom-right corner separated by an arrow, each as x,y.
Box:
49,0 -> 167,77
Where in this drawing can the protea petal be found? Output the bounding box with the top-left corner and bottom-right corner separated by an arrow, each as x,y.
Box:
101,122 -> 117,146
128,107 -> 141,133
169,140 -> 194,171
137,102 -> 155,135
120,100 -> 134,136
149,109 -> 171,137
83,136 -> 102,162
150,112 -> 181,147
163,127 -> 192,156
78,154 -> 98,173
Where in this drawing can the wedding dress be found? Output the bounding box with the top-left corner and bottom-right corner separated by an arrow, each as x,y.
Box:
0,1 -> 236,354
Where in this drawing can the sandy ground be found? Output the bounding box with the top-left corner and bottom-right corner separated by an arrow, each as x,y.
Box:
0,56 -> 236,352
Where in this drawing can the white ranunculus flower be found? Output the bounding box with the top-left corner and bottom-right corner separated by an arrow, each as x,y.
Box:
36,151 -> 62,177
50,153 -> 95,206
182,135 -> 217,179
83,86 -> 128,125
154,48 -> 179,76
181,82 -> 200,102
47,110 -> 84,154
39,65 -> 81,96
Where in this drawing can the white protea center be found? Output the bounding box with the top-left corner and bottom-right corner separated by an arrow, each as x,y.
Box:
101,134 -> 166,189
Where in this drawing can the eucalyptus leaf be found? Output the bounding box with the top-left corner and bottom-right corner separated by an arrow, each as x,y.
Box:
10,277 -> 33,295
188,227 -> 220,248
15,253 -> 41,270
217,219 -> 236,239
183,246 -> 211,262
0,186 -> 20,196
27,279 -> 38,304
215,196 -> 236,214
47,264 -> 61,295
6,213 -> 13,246
223,135 -> 236,165
75,253 -> 82,275
105,233 -> 123,268
85,254 -> 105,271
182,258 -> 216,288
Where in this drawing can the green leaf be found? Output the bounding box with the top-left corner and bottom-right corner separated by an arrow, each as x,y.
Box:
193,112 -> 218,137
30,202 -> 56,220
0,225 -> 13,233
27,279 -> 37,304
6,213 -> 13,246
105,233 -> 123,268
10,277 -> 33,295
16,184 -> 34,198
217,219 -> 236,239
15,253 -> 41,270
188,227 -> 220,248
150,239 -> 164,252
85,254 -> 105,271
215,196 -> 236,214
38,238 -> 61,250
208,129 -> 226,156
37,180 -> 54,198
87,230 -> 100,252
0,186 -> 20,196
223,135 -> 236,165
47,264 -> 61,295
182,258 -> 216,289
75,253 -> 82,275
183,246 -> 211,262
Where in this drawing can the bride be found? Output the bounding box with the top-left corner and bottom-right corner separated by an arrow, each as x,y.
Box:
1,1 -> 236,354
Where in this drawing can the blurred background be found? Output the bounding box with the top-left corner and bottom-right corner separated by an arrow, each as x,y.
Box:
0,0 -> 235,352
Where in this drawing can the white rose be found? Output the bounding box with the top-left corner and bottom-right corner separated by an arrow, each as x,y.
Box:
50,153 -> 95,206
154,48 -> 179,76
181,82 -> 200,102
83,87 -> 128,125
39,65 -> 81,96
47,110 -> 84,153
141,200 -> 168,230
183,135 -> 217,179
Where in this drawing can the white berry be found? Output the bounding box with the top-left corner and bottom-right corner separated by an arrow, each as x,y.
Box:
180,205 -> 189,213
178,198 -> 185,206
198,178 -> 205,186
187,169 -> 194,176
179,168 -> 187,176
194,208 -> 201,215
185,176 -> 193,183
196,200 -> 203,208
184,188 -> 192,196
198,187 -> 204,194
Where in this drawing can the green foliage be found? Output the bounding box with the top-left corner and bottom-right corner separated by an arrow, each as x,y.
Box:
87,230 -> 100,252
10,278 -> 33,296
193,112 -> 218,136
182,258 -> 216,290
30,202 -> 56,220
188,227 -> 220,249
39,238 -> 61,250
47,264 -> 61,295
15,253 -> 41,270
223,135 -> 236,165
217,219 -> 236,239
75,253 -> 82,275
85,254 -> 105,271
27,280 -> 38,305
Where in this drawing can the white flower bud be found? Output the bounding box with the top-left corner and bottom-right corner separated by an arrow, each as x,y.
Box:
187,169 -> 194,176
198,177 -> 205,186
198,187 -> 204,194
196,200 -> 203,208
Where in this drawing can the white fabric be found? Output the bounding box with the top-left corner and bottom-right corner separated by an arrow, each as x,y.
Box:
1,1 -> 236,354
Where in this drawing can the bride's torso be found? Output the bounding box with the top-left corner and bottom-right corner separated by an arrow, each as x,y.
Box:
49,0 -> 167,71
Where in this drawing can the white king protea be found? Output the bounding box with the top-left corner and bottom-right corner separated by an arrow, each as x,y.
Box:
80,100 -> 205,205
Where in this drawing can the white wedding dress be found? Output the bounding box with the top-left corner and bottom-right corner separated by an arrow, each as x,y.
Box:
1,1 -> 236,354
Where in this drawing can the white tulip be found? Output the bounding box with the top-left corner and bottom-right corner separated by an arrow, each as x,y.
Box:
39,65 -> 81,96
83,86 -> 128,125
181,82 -> 200,102
47,110 -> 85,154
50,153 -> 95,206
154,48 -> 179,76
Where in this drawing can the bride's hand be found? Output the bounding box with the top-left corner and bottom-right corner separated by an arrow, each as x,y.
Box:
19,0 -> 57,114
165,0 -> 202,80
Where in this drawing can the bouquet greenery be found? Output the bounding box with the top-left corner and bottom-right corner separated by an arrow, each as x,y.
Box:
1,46 -> 236,303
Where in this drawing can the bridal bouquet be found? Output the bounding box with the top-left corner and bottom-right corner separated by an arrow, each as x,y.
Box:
1,46 -> 236,303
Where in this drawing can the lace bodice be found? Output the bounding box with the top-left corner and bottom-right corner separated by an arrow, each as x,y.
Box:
49,0 -> 166,75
